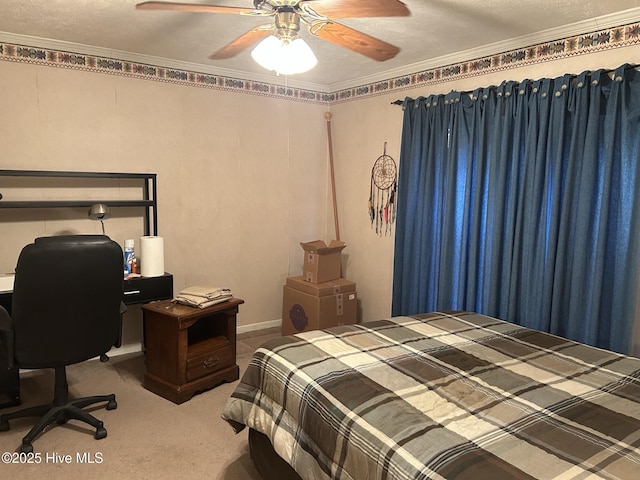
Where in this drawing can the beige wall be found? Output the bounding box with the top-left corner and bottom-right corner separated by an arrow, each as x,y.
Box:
326,100 -> 402,323
0,60 -> 329,348
2,42 -> 639,355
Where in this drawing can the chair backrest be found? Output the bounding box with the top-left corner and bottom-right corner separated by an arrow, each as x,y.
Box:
11,235 -> 124,369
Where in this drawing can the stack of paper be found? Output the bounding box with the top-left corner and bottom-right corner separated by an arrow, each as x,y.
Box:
173,286 -> 233,309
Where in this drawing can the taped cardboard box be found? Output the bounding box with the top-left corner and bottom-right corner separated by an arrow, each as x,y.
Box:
301,240 -> 346,283
282,276 -> 357,336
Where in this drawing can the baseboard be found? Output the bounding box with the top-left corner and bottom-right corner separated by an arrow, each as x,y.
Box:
237,318 -> 282,335
110,342 -> 143,357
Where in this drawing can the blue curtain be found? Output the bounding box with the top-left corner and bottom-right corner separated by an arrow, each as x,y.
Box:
392,65 -> 640,354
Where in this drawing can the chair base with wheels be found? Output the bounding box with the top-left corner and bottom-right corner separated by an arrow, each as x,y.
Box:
0,365 -> 117,453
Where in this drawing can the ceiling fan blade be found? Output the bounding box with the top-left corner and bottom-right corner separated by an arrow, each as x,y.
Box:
209,25 -> 274,59
136,2 -> 256,15
310,21 -> 399,61
301,0 -> 410,19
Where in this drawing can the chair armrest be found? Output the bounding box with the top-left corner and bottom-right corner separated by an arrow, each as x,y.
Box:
0,305 -> 14,368
114,301 -> 127,349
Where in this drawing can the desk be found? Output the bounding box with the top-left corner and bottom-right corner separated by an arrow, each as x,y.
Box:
0,273 -> 174,409
123,273 -> 174,306
0,273 -> 174,315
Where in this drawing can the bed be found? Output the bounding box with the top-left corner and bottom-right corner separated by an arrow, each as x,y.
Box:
221,311 -> 640,479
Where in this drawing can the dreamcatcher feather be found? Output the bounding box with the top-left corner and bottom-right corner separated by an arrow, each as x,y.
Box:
368,143 -> 397,236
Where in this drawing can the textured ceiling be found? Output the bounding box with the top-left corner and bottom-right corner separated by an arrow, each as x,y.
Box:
0,1 -> 639,90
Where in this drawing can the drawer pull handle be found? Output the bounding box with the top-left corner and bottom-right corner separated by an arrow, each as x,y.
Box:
203,357 -> 219,369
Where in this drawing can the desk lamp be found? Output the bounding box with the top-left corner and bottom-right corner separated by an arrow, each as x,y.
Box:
88,203 -> 111,235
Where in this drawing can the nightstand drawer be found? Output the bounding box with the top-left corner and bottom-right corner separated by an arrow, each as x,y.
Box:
186,337 -> 234,382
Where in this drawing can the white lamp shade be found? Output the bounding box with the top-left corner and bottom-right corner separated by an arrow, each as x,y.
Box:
251,35 -> 317,75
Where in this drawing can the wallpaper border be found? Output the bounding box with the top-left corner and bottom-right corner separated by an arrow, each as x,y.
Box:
1,21 -> 639,105
333,22 -> 640,104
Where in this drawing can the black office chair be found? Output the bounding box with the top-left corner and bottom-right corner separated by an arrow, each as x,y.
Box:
0,235 -> 124,453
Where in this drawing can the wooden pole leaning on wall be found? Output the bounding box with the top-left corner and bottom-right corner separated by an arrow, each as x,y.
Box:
325,111 -> 340,241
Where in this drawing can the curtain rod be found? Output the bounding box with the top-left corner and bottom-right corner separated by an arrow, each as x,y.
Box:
390,64 -> 638,105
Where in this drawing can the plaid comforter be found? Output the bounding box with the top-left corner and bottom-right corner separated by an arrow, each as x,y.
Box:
221,311 -> 640,479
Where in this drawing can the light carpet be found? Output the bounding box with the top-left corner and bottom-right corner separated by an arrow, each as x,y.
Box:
0,329 -> 281,480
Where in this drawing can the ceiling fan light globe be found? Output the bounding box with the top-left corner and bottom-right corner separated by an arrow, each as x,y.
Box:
251,36 -> 317,75
278,38 -> 317,74
251,35 -> 281,71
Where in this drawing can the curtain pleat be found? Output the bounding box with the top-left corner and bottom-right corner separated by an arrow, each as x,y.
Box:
392,65 -> 640,354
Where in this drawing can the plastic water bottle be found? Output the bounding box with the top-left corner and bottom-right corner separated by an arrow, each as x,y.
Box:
124,239 -> 135,276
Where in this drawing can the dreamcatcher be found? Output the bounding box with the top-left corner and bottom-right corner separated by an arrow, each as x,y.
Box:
368,142 -> 397,236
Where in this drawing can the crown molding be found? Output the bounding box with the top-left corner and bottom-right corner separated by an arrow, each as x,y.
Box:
328,6 -> 640,93
0,31 -> 328,93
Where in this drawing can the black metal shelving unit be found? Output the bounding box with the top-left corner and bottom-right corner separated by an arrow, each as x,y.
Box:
0,170 -> 158,236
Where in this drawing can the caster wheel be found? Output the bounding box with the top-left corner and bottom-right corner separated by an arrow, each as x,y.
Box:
95,427 -> 107,440
106,399 -> 117,410
20,443 -> 33,454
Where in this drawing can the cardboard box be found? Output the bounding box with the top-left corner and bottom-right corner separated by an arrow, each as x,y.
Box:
300,240 -> 346,283
282,276 -> 357,336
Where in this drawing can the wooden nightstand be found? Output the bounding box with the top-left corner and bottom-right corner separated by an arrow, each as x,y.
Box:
141,298 -> 244,404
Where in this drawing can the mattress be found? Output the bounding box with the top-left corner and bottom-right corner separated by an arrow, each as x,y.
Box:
221,311 -> 640,479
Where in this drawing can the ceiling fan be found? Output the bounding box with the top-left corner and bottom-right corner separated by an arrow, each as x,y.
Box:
136,0 -> 410,73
